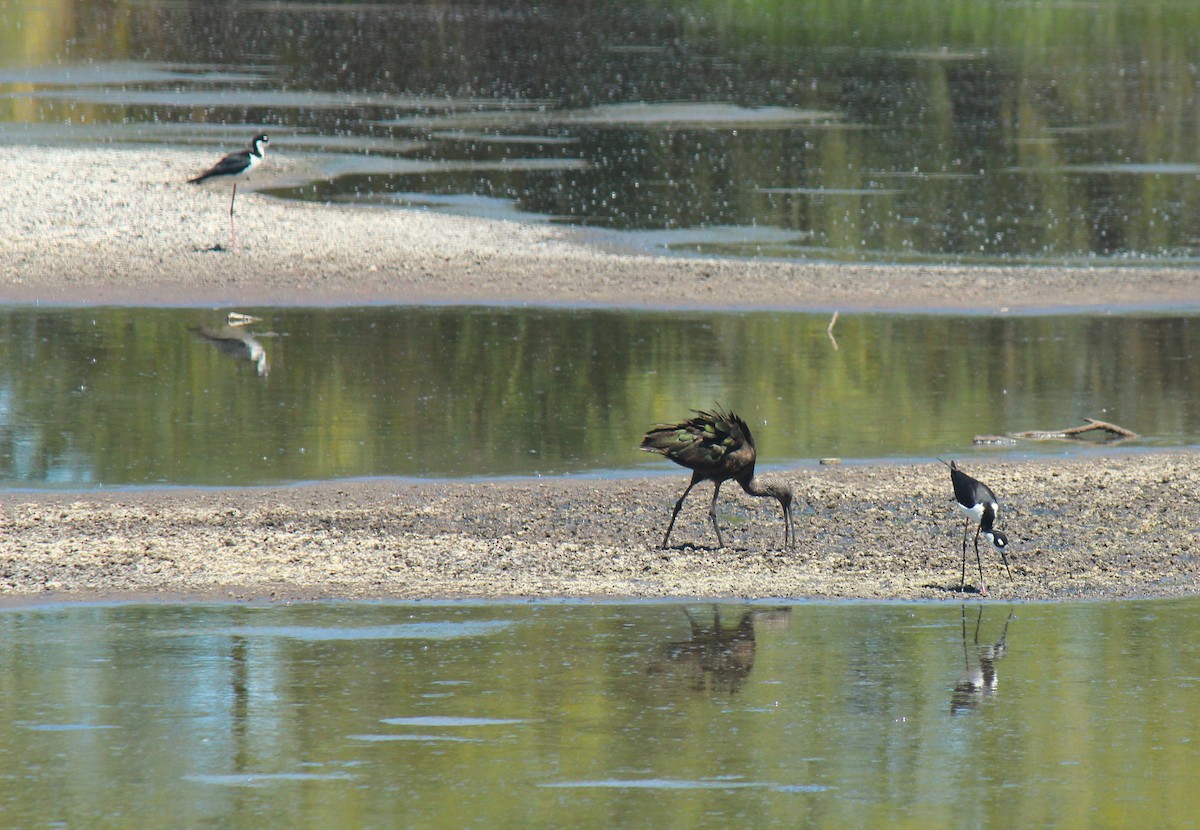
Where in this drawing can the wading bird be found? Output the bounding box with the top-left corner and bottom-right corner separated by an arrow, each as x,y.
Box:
641,408 -> 794,550
941,459 -> 1011,595
188,134 -> 269,252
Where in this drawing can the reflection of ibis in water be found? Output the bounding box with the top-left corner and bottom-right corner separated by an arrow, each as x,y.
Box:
640,407 -> 794,549
950,605 -> 1013,716
647,605 -> 784,694
193,324 -> 270,377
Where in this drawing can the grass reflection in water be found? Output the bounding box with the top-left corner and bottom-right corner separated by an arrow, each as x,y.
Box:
0,600 -> 1198,827
0,306 -> 1195,487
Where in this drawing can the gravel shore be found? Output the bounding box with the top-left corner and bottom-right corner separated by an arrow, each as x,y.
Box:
2,143 -> 1198,603
1,454 -> 1196,603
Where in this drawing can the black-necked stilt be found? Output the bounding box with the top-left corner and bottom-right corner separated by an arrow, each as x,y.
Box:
940,459 -> 1011,595
641,407 -> 794,550
188,134 -> 269,251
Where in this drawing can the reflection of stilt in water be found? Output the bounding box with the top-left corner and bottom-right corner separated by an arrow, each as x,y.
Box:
230,634 -> 250,773
647,604 -> 775,694
193,324 -> 270,377
950,605 -> 1013,716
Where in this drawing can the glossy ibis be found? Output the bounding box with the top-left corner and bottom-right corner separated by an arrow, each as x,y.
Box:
641,408 -> 794,549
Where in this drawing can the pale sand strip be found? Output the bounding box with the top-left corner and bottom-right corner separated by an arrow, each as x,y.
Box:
3,144 -> 1199,310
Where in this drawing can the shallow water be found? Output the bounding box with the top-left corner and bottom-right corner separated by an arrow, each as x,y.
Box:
0,599 -> 1197,827
3,0 -> 1200,264
0,306 -> 1195,487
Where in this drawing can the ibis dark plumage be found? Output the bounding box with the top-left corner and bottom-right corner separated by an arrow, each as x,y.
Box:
641,407 -> 794,550
188,134 -> 269,251
941,459 -> 1011,595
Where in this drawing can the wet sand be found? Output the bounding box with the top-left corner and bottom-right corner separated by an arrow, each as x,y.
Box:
2,143 -> 1199,603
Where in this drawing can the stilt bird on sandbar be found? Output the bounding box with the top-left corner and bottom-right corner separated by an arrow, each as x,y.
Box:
941,459 -> 1011,596
188,133 -> 269,252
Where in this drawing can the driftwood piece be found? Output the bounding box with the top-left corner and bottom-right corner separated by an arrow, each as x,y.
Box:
975,418 -> 1138,445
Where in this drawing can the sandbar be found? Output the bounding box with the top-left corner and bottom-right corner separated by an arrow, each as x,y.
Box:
1,143 -> 1198,603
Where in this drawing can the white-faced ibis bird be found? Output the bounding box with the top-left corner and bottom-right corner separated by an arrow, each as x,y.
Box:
188,134 -> 269,252
641,408 -> 794,549
941,459 -> 1011,595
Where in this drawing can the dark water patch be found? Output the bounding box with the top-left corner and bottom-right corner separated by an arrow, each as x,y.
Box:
183,771 -> 356,787
348,733 -> 483,743
380,716 -> 529,727
177,621 -> 515,642
540,777 -> 832,792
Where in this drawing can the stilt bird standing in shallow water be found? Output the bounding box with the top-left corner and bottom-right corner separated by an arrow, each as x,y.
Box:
941,459 -> 1011,595
641,408 -> 794,549
188,134 -> 269,252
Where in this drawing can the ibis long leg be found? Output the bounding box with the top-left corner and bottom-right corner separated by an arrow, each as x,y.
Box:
662,474 -> 701,549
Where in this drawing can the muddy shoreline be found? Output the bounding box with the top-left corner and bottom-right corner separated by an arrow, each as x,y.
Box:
1,454 -> 1196,603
